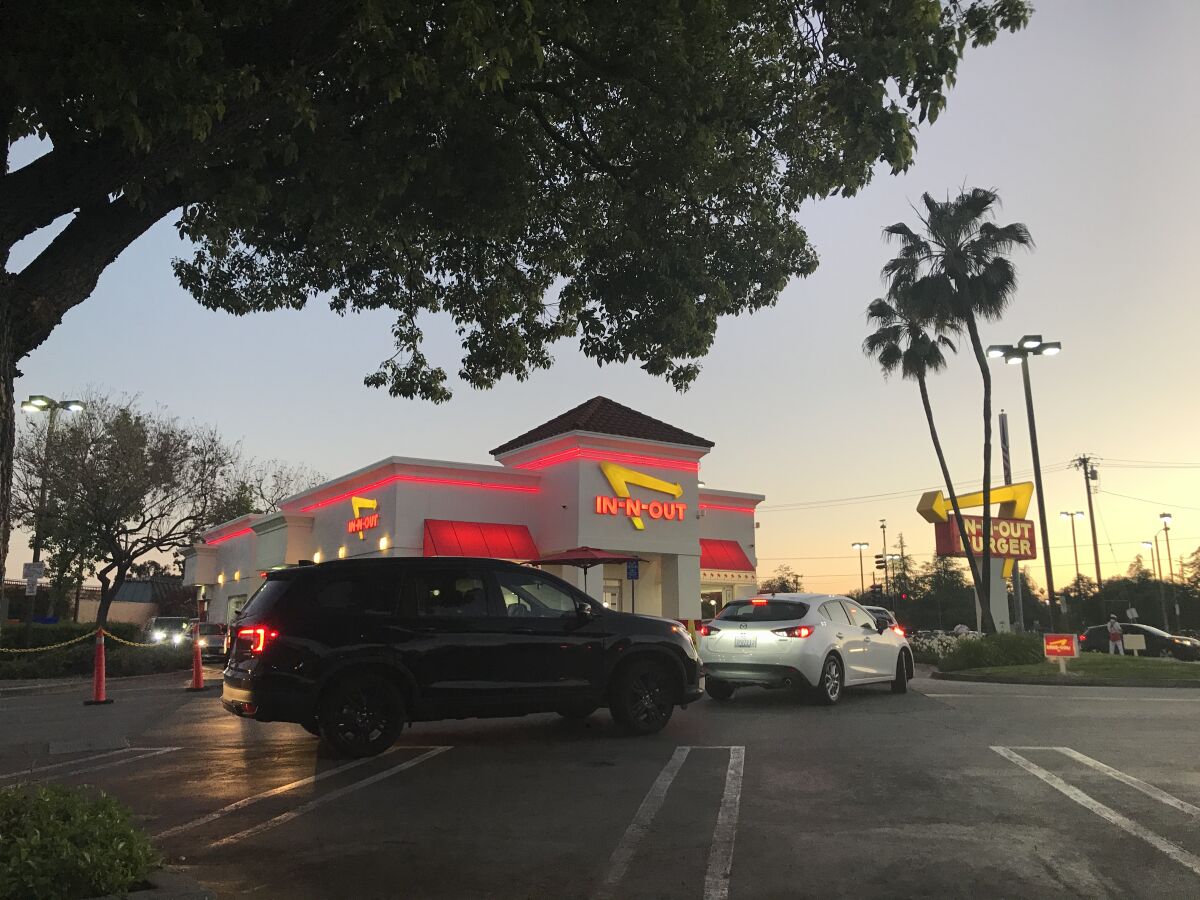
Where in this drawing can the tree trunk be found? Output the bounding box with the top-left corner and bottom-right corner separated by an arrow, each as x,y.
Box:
95,563 -> 130,630
965,314 -> 997,633
917,375 -> 984,591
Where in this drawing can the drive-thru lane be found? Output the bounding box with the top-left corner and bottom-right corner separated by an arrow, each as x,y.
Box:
4,672 -> 1200,898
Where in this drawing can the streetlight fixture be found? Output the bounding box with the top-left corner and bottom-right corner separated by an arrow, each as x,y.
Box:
13,396 -> 86,630
1060,511 -> 1085,582
851,542 -> 870,594
987,336 -> 1061,628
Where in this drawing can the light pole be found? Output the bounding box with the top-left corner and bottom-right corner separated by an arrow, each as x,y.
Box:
879,519 -> 889,597
851,542 -> 870,594
1144,539 -> 1168,629
987,335 -> 1060,629
1060,511 -> 1084,582
16,396 -> 85,630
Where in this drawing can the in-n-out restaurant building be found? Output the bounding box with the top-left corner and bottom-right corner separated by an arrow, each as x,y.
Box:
183,398 -> 763,624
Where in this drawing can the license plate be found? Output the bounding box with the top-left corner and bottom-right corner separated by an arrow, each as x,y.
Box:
734,635 -> 757,648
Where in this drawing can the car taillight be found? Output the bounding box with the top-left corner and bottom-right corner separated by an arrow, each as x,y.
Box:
1078,634 -> 1087,642
751,598 -> 768,606
237,625 -> 278,654
892,626 -> 905,638
773,625 -> 813,638
698,624 -> 720,637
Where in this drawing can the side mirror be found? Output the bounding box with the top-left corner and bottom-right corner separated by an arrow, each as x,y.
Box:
577,602 -> 595,619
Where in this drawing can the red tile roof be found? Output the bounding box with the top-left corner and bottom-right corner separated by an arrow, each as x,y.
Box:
491,396 -> 713,456
699,539 -> 755,572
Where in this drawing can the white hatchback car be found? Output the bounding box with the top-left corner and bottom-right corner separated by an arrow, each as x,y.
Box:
697,593 -> 912,704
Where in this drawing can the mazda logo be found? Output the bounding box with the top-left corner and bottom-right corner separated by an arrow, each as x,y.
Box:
739,623 -> 748,630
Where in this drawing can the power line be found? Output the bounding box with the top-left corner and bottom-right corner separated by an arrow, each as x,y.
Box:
1098,489 -> 1200,512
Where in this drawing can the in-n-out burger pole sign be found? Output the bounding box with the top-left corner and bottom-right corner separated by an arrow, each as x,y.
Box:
347,496 -> 380,539
934,515 -> 1037,560
594,462 -> 687,531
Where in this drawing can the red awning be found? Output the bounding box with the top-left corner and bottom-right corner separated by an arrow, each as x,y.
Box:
699,539 -> 754,572
423,519 -> 539,559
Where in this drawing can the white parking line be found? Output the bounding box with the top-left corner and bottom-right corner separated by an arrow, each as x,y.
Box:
27,747 -> 180,782
1053,747 -> 1200,818
702,747 -> 745,900
925,693 -> 1200,701
594,746 -> 691,900
0,747 -> 136,780
992,747 -> 1200,878
208,746 -> 451,849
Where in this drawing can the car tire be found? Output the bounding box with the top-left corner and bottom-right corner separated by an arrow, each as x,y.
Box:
610,658 -> 676,735
318,674 -> 406,758
1159,648 -> 1174,659
705,679 -> 735,701
891,652 -> 909,694
813,654 -> 843,706
556,705 -> 600,720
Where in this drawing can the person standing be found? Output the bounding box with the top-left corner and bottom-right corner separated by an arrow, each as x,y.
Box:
1107,615 -> 1125,655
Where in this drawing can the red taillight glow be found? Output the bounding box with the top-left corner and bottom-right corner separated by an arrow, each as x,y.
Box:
892,626 -> 906,637
1078,633 -> 1087,642
698,624 -> 719,637
751,598 -> 768,605
237,626 -> 278,654
773,625 -> 813,639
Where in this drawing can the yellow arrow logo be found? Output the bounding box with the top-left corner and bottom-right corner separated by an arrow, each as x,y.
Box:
599,462 -> 683,531
349,496 -> 378,540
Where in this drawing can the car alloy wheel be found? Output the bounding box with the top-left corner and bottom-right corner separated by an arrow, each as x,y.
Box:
319,675 -> 405,757
612,659 -> 675,735
815,655 -> 842,706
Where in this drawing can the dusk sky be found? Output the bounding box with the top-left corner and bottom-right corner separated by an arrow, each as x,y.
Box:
9,1 -> 1200,595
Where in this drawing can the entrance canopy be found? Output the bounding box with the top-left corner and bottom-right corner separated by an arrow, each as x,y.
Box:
423,519 -> 539,559
699,539 -> 754,572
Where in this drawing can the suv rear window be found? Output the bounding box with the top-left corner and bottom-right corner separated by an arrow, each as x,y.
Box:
716,600 -> 809,622
236,579 -> 292,621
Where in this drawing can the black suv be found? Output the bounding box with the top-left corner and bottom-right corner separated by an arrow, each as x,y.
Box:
222,557 -> 703,756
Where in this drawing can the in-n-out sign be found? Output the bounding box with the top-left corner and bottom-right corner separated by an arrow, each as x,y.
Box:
935,515 -> 1037,560
347,495 -> 380,539
594,462 -> 687,531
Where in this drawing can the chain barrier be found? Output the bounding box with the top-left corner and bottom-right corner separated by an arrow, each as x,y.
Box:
0,628 -> 99,654
0,628 -> 176,654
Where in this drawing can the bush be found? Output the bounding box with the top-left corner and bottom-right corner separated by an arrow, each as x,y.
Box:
938,632 -> 1044,672
908,633 -> 960,665
0,784 -> 160,900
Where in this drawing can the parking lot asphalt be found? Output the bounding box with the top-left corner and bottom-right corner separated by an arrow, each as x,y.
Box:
4,669 -> 1200,899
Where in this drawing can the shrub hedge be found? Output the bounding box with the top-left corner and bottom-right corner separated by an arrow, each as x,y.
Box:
936,632 -> 1044,672
0,623 -> 190,680
0,784 -> 160,900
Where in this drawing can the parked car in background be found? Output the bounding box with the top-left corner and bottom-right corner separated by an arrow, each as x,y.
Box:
191,621 -> 228,662
144,616 -> 191,646
697,594 -> 913,705
862,605 -> 899,630
1079,623 -> 1200,661
223,558 -> 703,756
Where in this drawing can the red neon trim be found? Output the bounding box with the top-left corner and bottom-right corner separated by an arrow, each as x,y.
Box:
206,527 -> 253,545
515,447 -> 699,473
300,473 -> 538,512
699,502 -> 756,515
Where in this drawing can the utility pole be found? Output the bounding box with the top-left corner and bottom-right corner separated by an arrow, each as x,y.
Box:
1000,410 -> 1025,632
1073,455 -> 1104,586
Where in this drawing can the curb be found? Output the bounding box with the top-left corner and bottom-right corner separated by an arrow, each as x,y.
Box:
0,670 -> 218,698
931,670 -> 1200,688
88,869 -> 215,900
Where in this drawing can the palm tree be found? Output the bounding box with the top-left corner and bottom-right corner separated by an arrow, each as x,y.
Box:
881,189 -> 1033,630
862,298 -> 984,606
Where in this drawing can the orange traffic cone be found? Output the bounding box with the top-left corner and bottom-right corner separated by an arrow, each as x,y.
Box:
186,621 -> 208,692
84,630 -> 113,705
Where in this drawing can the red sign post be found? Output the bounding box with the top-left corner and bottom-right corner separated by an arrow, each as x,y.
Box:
1043,633 -> 1078,674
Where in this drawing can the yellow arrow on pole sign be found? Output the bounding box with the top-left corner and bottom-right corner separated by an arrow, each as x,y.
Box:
917,481 -> 1035,577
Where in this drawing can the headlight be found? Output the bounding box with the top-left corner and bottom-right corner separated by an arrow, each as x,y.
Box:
171,633 -> 184,645
197,638 -> 208,647
152,630 -> 166,642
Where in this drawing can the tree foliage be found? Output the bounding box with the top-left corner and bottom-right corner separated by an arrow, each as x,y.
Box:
760,564 -> 804,594
13,395 -> 249,625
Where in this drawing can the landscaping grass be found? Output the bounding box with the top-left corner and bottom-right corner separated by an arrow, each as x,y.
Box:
950,652 -> 1200,684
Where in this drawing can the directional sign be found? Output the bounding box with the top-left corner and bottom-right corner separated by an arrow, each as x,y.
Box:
1043,633 -> 1078,658
626,560 -> 640,581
